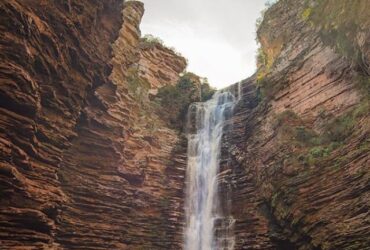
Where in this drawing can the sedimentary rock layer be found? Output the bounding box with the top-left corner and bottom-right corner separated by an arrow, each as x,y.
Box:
0,0 -> 123,248
0,1 -> 186,249
220,0 -> 370,249
138,42 -> 187,91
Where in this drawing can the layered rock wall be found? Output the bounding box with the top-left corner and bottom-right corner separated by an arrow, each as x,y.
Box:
220,0 -> 370,249
0,0 -> 123,248
138,42 -> 187,91
0,1 -> 186,249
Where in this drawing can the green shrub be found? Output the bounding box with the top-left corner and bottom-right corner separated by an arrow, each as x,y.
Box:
357,76 -> 370,98
200,78 -> 215,101
304,0 -> 368,65
295,126 -> 317,145
309,146 -> 330,158
141,34 -> 164,46
275,110 -> 299,126
323,115 -> 355,142
354,100 -> 369,118
140,34 -> 186,59
299,146 -> 333,167
157,73 -> 215,129
319,28 -> 359,62
328,141 -> 342,151
301,7 -> 312,21
256,48 -> 267,67
126,67 -> 150,102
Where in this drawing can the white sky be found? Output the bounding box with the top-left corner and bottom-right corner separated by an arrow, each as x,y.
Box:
139,0 -> 274,89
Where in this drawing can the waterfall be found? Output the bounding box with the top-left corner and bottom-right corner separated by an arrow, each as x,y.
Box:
184,85 -> 240,250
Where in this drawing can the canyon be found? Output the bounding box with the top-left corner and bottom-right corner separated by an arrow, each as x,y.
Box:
0,0 -> 369,250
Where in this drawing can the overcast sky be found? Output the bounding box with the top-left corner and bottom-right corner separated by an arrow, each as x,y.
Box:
139,0 -> 274,89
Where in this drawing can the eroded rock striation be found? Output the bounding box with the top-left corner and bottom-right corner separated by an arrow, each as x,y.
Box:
0,1 -> 186,249
138,41 -> 187,92
219,0 -> 370,249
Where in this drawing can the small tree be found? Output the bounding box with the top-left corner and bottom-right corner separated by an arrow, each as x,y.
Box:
157,73 -> 215,129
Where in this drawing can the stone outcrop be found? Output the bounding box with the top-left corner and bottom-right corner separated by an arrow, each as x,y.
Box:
138,41 -> 187,92
0,0 -> 186,249
219,0 -> 370,249
0,0 -> 123,248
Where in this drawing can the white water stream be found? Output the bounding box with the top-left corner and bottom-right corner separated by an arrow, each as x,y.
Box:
184,86 -> 240,250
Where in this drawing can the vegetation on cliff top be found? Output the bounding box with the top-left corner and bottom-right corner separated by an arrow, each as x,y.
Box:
126,65 -> 215,131
255,0 -> 370,103
303,0 -> 369,70
255,1 -> 280,82
140,34 -> 187,63
156,72 -> 215,129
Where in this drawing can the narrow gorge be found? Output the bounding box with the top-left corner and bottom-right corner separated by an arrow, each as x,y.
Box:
0,0 -> 369,250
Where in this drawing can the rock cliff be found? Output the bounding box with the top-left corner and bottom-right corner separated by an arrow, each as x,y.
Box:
138,39 -> 187,92
0,1 -> 186,249
219,0 -> 370,249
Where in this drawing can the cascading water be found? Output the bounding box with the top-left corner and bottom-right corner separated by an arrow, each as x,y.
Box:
184,86 -> 240,250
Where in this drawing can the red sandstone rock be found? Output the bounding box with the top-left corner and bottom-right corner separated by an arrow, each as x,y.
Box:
0,1 -> 186,249
220,1 -> 370,249
138,42 -> 187,92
